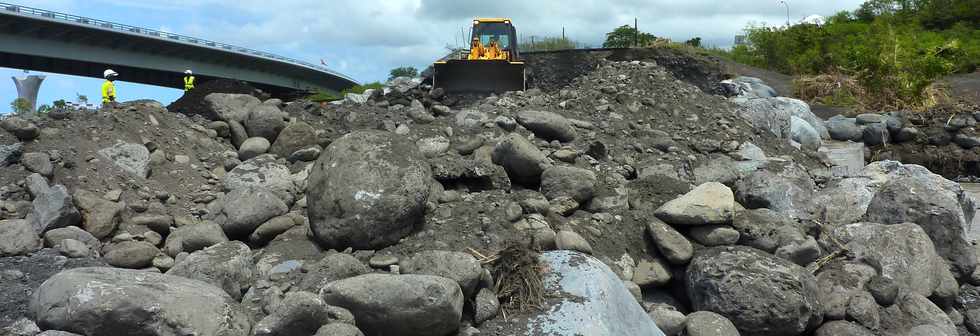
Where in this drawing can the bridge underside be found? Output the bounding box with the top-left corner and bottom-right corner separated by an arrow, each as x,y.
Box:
0,13 -> 356,95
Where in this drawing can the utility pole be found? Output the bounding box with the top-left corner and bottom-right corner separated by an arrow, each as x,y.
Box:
780,1 -> 790,27
562,26 -> 565,41
634,18 -> 638,47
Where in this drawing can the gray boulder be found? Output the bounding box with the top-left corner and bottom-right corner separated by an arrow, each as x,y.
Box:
229,120 -> 249,148
516,110 -> 577,142
163,221 -> 229,257
72,189 -> 123,240
204,93 -> 261,122
298,253 -> 371,292
249,215 -> 297,245
879,293 -> 956,336
245,103 -> 287,142
400,250 -> 483,297
288,145 -> 322,162
32,267 -> 251,336
103,240 -> 159,268
0,219 -> 41,256
166,241 -> 254,300
813,177 -> 875,226
856,113 -> 886,124
540,166 -> 596,202
270,121 -> 317,158
416,136 -> 451,158
455,109 -> 489,130
734,162 -> 815,219
646,218 -> 693,265
253,291 -> 353,336
212,187 -> 288,238
31,185 -> 81,234
97,142 -> 150,178
655,182 -> 734,226
43,226 -> 100,252
862,122 -> 890,146
686,311 -> 740,336
474,288 -> 500,324
522,251 -> 665,336
0,142 -> 23,166
492,133 -> 550,187
648,305 -> 686,336
815,321 -> 875,336
1,117 -> 40,141
687,246 -> 822,336
320,274 -> 463,336
732,76 -> 777,98
734,97 -> 827,140
862,162 -> 976,276
822,222 -> 953,297
21,152 -> 53,177
826,116 -> 863,141
307,131 -> 431,250
223,154 -> 298,204
791,115 -> 822,151
688,225 -> 740,246
315,324 -> 365,336
238,137 -> 271,160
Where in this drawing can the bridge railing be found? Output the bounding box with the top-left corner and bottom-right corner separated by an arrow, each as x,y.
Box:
1,2 -> 358,84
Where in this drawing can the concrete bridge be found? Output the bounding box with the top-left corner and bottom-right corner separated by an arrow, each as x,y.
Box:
0,2 -> 358,100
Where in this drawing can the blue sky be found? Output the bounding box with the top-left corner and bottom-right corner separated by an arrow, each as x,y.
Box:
1,0 -> 866,110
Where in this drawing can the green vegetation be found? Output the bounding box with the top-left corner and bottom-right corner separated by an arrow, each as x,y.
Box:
36,104 -> 51,114
519,36 -> 582,52
389,66 -> 419,80
306,82 -> 386,103
603,25 -> 656,48
10,98 -> 30,114
715,0 -> 979,110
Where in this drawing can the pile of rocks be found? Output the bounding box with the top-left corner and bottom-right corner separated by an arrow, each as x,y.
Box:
2,50 -> 979,336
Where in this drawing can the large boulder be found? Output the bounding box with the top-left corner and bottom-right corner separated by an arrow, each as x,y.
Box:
791,115 -> 822,151
516,110 -> 577,142
539,166 -> 597,202
254,291 -> 352,336
223,154 -> 298,204
166,241 -> 254,301
1,117 -> 40,141
0,142 -> 23,166
298,253 -> 371,292
735,162 -> 816,219
270,121 -> 317,158
826,116 -> 863,141
30,185 -> 81,234
687,246 -> 822,336
204,93 -> 261,123
519,251 -> 666,335
734,97 -> 828,140
32,267 -> 251,336
320,274 -> 463,336
821,222 -> 953,297
813,177 -> 875,226
72,189 -> 123,240
685,311 -> 740,336
238,137 -> 270,160
163,221 -> 229,257
102,240 -> 159,269
862,161 -> 976,275
646,218 -> 694,265
307,131 -> 431,250
655,182 -> 734,226
492,133 -> 550,187
0,219 -> 41,256
731,208 -> 808,253
879,293 -> 956,336
21,152 -> 53,177
400,250 -> 483,297
211,187 -> 288,238
245,103 -> 287,142
97,142 -> 150,178
862,122 -> 890,146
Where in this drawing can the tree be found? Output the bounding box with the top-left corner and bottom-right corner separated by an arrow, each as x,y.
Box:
685,37 -> 703,48
389,66 -> 419,80
602,25 -> 656,48
10,98 -> 30,114
36,104 -> 51,114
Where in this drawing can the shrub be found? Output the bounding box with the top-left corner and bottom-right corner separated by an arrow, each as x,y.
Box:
10,98 -> 30,114
389,67 -> 418,80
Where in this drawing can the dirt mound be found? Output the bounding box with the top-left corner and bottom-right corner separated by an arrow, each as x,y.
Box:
166,79 -> 264,119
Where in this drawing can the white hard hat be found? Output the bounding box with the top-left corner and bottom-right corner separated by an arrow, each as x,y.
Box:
185,69 -> 193,75
103,69 -> 118,78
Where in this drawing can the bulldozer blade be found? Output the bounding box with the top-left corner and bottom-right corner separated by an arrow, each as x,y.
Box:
433,60 -> 525,94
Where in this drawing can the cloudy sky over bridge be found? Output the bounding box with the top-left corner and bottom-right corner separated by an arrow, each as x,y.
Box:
3,0 -> 864,106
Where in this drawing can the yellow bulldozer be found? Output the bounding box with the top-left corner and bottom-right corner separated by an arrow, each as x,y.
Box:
432,18 -> 526,93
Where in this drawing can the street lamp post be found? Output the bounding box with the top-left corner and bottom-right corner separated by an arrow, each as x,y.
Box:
779,0 -> 790,27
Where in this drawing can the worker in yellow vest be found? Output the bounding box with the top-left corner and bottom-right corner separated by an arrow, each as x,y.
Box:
101,69 -> 118,108
183,69 -> 195,92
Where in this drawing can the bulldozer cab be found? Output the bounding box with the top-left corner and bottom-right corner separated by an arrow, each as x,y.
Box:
433,18 -> 526,93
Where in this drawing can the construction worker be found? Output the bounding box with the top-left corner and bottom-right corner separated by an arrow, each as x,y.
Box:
485,38 -> 505,60
183,69 -> 195,92
467,37 -> 485,60
101,69 -> 118,108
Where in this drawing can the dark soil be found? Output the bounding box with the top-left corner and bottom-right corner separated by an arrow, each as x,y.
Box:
0,249 -> 104,326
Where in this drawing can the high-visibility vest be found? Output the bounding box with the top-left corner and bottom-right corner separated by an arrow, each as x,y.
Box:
101,80 -> 115,102
184,76 -> 195,91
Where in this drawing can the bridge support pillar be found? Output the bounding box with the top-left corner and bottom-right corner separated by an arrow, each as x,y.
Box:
12,75 -> 45,113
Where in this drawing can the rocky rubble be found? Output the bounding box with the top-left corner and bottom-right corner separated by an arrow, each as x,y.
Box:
1,49 -> 978,336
